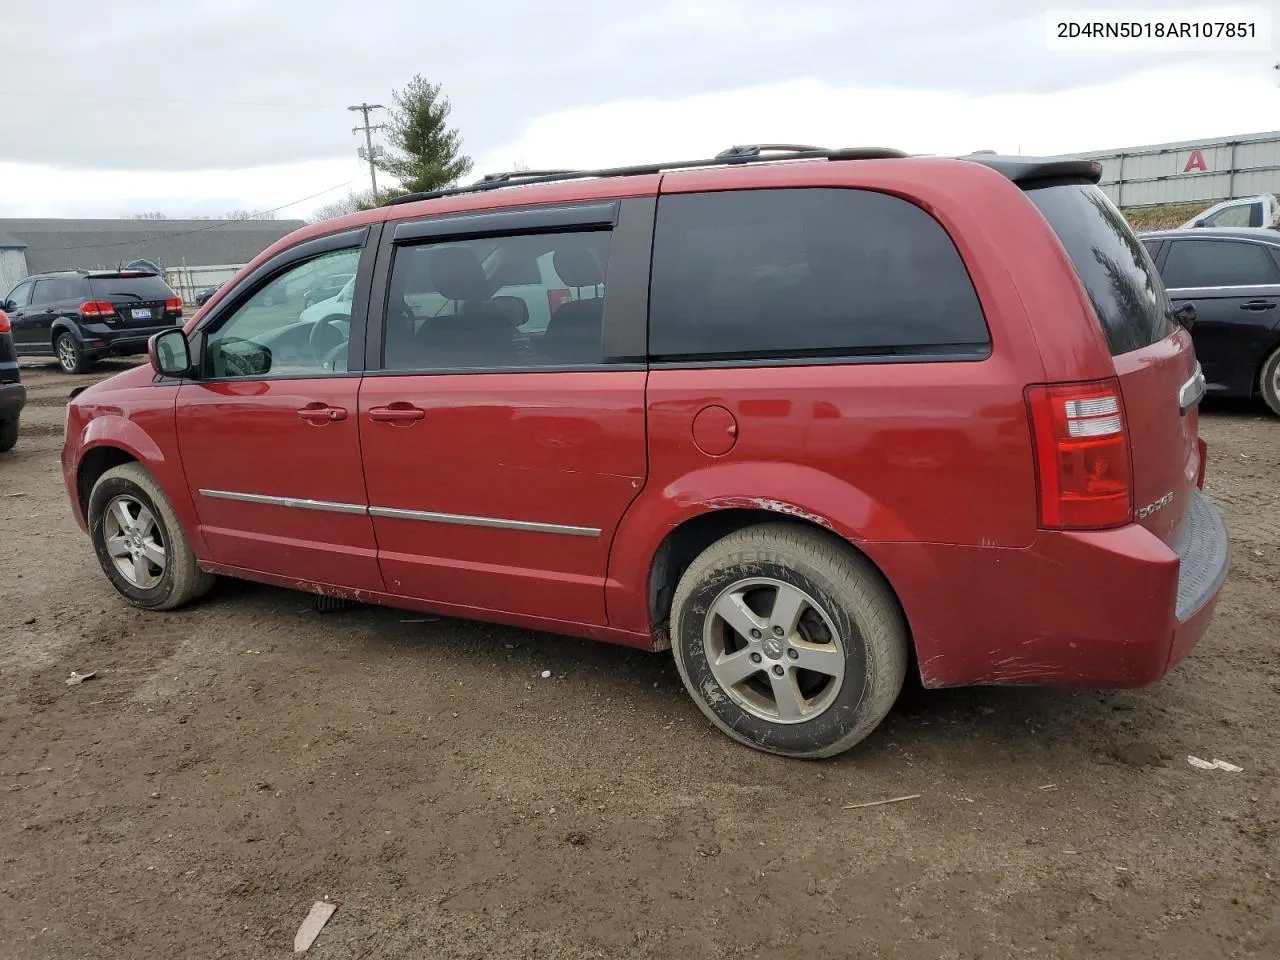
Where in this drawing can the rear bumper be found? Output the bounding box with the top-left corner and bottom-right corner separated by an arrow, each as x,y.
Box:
0,381 -> 25,418
79,322 -> 180,357
875,490 -> 1229,689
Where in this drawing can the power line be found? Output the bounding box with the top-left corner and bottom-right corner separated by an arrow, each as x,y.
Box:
29,179 -> 360,252
0,88 -> 341,110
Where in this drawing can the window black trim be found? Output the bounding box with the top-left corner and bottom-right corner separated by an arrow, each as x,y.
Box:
649,349 -> 991,370
188,223 -> 377,381
367,197 -> 654,374
391,201 -> 618,244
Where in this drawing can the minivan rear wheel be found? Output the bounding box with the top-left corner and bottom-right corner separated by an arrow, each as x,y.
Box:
669,523 -> 908,758
89,463 -> 215,610
1260,345 -> 1280,417
0,418 -> 17,453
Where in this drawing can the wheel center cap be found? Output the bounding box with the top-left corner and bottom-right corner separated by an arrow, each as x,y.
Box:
762,637 -> 784,660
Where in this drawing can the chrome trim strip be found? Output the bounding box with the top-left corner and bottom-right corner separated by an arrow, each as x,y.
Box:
199,488 -> 600,536
198,489 -> 368,515
1165,283 -> 1280,293
1179,363 -> 1206,415
368,505 -> 600,537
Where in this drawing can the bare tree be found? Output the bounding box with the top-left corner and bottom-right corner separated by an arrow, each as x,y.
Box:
307,189 -> 376,223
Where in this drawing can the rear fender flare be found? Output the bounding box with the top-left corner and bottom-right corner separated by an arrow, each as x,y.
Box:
50,318 -> 84,348
604,461 -> 913,635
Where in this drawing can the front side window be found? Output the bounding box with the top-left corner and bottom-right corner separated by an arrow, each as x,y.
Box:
203,247 -> 362,378
383,230 -> 610,370
5,281 -> 33,309
648,188 -> 990,362
1203,202 -> 1261,229
1162,240 -> 1280,289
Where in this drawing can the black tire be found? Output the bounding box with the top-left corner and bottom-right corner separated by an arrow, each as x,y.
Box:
670,523 -> 908,759
88,463 -> 215,610
55,332 -> 92,374
1260,345 -> 1280,417
0,418 -> 17,453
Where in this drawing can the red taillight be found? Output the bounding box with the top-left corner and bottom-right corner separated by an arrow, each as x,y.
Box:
1026,379 -> 1132,530
0,310 -> 9,334
547,288 -> 572,314
165,297 -> 183,313
79,301 -> 117,319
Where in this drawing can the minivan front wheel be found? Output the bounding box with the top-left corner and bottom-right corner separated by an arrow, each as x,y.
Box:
55,332 -> 91,374
1261,345 -> 1280,417
89,463 -> 215,610
670,523 -> 907,758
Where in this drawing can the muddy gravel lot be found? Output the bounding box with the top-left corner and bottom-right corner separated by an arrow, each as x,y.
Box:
1,360 -> 1277,960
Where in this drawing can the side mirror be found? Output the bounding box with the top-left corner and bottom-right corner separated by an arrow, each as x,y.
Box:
0,300 -> 12,312
1174,302 -> 1197,330
149,329 -> 192,377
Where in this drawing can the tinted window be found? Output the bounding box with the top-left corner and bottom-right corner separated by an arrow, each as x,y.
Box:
204,247 -> 362,378
33,277 -> 85,304
648,188 -> 988,361
383,230 -> 610,370
1161,240 -> 1280,289
88,274 -> 175,301
5,281 -> 33,309
1203,202 -> 1262,229
1027,183 -> 1173,356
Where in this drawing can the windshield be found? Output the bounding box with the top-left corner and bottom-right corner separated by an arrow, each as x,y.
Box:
1025,182 -> 1174,356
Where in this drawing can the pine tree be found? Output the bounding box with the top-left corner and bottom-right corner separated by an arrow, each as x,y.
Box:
374,76 -> 473,199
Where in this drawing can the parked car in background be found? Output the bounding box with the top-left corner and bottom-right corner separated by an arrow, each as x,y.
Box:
1141,227 -> 1280,415
1,270 -> 184,373
302,272 -> 355,309
194,283 -> 224,307
0,309 -> 24,452
1179,194 -> 1279,230
62,146 -> 1227,758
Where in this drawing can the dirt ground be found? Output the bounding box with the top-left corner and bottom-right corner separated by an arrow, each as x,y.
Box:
1,359 -> 1277,960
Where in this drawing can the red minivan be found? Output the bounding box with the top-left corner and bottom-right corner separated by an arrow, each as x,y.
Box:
61,146 -> 1228,758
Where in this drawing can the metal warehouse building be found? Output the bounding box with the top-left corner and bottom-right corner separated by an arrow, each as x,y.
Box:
0,218 -> 304,301
1059,130 -> 1280,209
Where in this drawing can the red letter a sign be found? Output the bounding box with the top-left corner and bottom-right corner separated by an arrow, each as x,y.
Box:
1183,149 -> 1208,173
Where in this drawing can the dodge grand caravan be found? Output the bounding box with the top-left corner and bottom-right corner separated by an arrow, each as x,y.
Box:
61,145 -> 1229,758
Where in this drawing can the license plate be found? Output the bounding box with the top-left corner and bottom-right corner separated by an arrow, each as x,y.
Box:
131,308 -> 151,320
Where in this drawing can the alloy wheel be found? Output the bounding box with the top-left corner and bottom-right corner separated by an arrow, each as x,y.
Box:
103,495 -> 166,589
703,576 -> 845,723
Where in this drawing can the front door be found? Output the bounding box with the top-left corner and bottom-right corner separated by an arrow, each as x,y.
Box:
358,200 -> 652,626
1159,237 -> 1280,396
175,231 -> 384,592
5,279 -> 43,353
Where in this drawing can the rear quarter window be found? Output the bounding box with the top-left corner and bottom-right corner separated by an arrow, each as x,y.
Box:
1026,183 -> 1174,356
648,187 -> 990,362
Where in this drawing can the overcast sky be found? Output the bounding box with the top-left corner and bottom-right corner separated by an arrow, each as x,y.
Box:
1,0 -> 1276,218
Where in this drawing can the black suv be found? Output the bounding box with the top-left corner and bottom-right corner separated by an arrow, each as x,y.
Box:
0,270 -> 184,373
1139,226 -> 1280,415
0,309 -> 24,451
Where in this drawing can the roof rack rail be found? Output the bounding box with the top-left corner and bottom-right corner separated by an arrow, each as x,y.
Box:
478,169 -> 582,184
381,145 -> 910,208
715,143 -> 829,159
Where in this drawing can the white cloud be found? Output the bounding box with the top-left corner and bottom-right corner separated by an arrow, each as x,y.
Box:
0,158 -> 364,219
3,62 -> 1276,218
476,65 -> 1279,173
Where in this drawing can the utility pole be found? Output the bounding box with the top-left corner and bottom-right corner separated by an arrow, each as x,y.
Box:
347,102 -> 386,198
